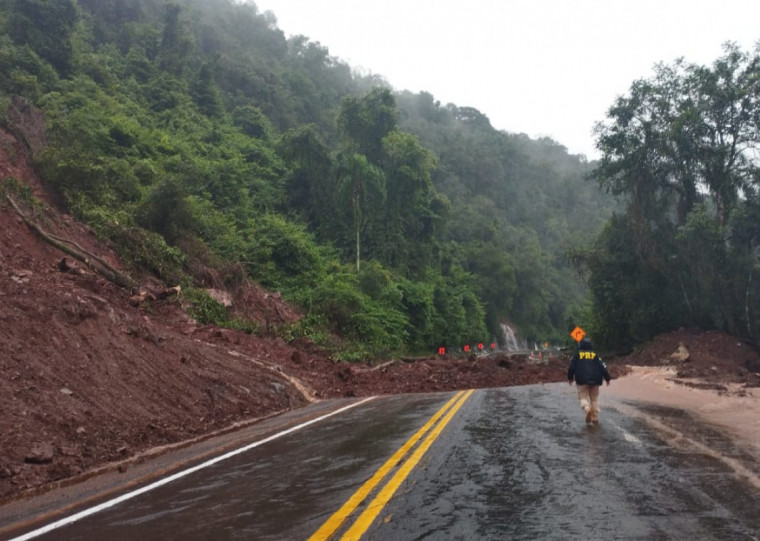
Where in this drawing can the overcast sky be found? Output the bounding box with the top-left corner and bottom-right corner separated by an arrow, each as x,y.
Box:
253,0 -> 760,158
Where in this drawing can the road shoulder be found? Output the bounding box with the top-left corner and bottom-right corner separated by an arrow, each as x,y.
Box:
607,366 -> 760,481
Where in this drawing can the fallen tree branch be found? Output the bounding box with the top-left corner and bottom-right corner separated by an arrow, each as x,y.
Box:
370,359 -> 398,371
6,195 -> 137,289
46,230 -> 127,283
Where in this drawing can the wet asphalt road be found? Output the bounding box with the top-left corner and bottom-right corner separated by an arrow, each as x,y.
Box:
6,384 -> 760,540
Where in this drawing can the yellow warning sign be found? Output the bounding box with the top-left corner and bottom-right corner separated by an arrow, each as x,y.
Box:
570,326 -> 586,342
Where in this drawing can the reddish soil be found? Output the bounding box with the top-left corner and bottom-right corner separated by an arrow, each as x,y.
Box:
1,128 -> 759,503
609,328 -> 760,391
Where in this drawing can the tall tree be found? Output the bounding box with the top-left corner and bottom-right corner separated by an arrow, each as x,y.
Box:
593,43 -> 760,230
158,3 -> 194,76
375,130 -> 440,271
278,125 -> 335,232
191,61 -> 224,117
335,151 -> 385,271
337,86 -> 397,162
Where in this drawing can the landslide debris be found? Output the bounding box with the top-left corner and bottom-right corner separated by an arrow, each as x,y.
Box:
2,127 -> 758,502
0,129 -> 569,501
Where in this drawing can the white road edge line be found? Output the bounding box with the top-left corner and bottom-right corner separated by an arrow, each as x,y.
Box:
609,421 -> 643,445
10,396 -> 377,541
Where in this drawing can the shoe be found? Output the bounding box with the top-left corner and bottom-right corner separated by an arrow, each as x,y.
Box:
585,410 -> 592,423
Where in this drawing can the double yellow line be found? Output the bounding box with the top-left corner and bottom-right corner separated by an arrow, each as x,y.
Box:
309,389 -> 474,541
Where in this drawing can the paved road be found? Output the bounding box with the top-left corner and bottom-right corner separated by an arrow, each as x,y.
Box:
5,384 -> 760,540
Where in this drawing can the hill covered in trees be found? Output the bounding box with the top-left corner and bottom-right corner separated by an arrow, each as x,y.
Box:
0,0 -> 615,358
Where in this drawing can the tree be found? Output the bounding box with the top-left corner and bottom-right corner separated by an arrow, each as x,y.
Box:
375,130 -> 440,271
460,241 -> 516,338
191,61 -> 224,117
335,151 -> 385,271
337,86 -> 397,162
6,0 -> 78,75
158,3 -> 193,76
278,125 -> 335,232
593,43 -> 760,230
233,104 -> 273,140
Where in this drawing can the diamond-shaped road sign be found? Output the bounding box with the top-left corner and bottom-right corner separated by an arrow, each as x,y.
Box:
570,326 -> 586,342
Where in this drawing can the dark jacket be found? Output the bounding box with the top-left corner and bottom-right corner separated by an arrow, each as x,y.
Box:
568,339 -> 611,386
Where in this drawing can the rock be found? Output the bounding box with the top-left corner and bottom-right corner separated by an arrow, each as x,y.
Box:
60,387 -> 73,396
58,445 -> 79,457
156,285 -> 181,300
10,269 -> 32,284
129,292 -> 149,306
206,288 -> 233,307
25,443 -> 54,464
130,285 -> 181,306
668,342 -> 690,363
57,257 -> 86,275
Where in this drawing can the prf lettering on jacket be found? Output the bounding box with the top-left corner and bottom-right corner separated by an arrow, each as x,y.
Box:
579,352 -> 597,360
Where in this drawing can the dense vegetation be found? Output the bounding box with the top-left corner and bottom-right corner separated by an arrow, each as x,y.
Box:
578,43 -> 760,350
0,0 -> 616,359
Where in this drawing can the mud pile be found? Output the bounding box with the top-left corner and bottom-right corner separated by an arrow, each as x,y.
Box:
614,329 -> 760,390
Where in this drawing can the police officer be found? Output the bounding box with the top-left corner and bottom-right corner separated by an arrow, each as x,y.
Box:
568,337 -> 611,424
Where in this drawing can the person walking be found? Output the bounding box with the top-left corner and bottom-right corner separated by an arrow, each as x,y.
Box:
568,337 -> 611,424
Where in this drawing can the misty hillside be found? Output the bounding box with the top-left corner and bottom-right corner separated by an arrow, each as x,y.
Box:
0,0 -> 616,358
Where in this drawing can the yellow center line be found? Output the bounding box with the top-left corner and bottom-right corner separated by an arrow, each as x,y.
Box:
308,390 -> 467,541
340,389 -> 474,540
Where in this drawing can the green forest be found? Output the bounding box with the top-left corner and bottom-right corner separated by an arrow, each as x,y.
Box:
1,0 -> 758,358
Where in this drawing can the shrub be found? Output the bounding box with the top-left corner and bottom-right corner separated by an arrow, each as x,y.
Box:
183,287 -> 227,325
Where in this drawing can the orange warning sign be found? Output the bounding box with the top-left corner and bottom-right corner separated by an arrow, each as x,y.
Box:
570,326 -> 586,342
